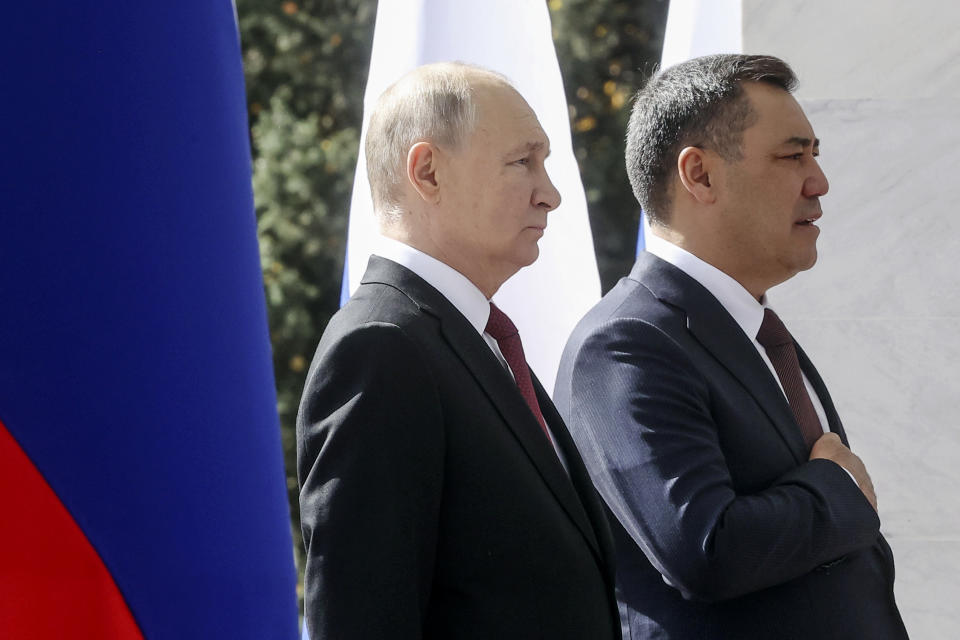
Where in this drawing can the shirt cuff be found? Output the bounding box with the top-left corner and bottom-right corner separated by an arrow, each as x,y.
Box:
842,467 -> 859,488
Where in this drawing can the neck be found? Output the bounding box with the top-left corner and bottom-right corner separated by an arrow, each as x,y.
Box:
382,228 -> 504,299
650,226 -> 770,301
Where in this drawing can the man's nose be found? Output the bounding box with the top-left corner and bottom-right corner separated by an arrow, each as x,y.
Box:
535,171 -> 562,211
804,158 -> 829,197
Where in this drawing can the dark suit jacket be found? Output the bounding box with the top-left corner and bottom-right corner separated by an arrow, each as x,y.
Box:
297,256 -> 620,639
554,252 -> 908,639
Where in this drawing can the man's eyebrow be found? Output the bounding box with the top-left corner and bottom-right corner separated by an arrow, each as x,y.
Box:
506,140 -> 548,157
783,136 -> 820,149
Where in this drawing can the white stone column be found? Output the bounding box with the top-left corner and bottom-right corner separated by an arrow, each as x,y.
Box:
742,2 -> 960,636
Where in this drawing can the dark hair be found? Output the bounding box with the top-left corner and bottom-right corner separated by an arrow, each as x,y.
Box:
625,54 -> 797,224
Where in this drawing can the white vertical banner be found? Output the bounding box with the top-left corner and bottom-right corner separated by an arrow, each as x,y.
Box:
660,0 -> 742,69
344,0 -> 601,394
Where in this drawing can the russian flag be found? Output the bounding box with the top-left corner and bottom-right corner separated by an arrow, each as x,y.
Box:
0,3 -> 298,638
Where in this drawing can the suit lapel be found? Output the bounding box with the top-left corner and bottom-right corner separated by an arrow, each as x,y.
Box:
631,252 -> 809,465
535,375 -> 614,577
360,256 -> 603,560
435,306 -> 605,562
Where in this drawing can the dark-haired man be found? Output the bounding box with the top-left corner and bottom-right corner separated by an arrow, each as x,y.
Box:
555,54 -> 908,639
298,62 -> 619,639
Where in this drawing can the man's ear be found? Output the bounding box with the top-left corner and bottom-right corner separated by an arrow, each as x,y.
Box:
676,146 -> 717,205
407,142 -> 441,204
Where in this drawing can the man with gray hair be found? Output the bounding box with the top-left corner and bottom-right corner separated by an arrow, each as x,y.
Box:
555,54 -> 908,638
297,62 -> 620,639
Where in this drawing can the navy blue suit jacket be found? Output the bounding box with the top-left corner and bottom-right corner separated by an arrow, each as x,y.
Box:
555,252 -> 908,639
298,256 -> 619,639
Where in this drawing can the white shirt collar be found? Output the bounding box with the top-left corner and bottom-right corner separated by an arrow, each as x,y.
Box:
372,236 -> 491,335
644,232 -> 767,341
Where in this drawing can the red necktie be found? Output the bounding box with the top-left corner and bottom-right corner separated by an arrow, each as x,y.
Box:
485,303 -> 552,443
756,308 -> 823,451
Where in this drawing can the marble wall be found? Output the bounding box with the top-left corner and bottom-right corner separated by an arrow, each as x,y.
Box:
742,1 -> 960,636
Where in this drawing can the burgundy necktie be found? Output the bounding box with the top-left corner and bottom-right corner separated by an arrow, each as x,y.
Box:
485,303 -> 552,443
756,308 -> 823,451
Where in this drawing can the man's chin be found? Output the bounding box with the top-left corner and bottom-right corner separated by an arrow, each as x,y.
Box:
790,250 -> 818,276
515,243 -> 541,268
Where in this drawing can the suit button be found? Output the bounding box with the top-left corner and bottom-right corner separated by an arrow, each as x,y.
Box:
815,555 -> 847,572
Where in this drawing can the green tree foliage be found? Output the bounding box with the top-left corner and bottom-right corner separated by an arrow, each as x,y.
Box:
549,0 -> 669,287
236,0 -> 377,580
236,0 -> 667,592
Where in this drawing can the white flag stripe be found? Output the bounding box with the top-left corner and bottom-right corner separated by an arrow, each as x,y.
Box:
660,0 -> 742,69
345,0 -> 601,394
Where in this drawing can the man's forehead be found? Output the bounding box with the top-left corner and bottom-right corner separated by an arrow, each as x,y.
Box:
474,85 -> 550,149
476,83 -> 534,121
743,83 -> 817,143
498,122 -> 551,156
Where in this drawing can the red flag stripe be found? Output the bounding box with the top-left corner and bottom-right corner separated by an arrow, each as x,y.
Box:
0,418 -> 144,639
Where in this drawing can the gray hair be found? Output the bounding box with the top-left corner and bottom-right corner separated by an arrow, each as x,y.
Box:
625,54 -> 797,225
365,62 -> 510,221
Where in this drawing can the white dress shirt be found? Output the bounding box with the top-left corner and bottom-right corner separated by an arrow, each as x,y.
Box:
373,235 -> 507,365
372,236 -> 568,465
644,233 -> 830,433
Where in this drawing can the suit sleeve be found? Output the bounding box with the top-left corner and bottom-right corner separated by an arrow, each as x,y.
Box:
297,321 -> 444,639
567,317 -> 881,603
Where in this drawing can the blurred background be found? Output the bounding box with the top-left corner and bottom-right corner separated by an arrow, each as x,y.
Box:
235,0 -> 670,590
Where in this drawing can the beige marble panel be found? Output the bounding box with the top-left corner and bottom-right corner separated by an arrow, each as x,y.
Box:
766,96 -> 960,636
742,0 -> 960,100
774,98 -> 960,318
886,539 -> 960,639
769,317 -> 960,535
